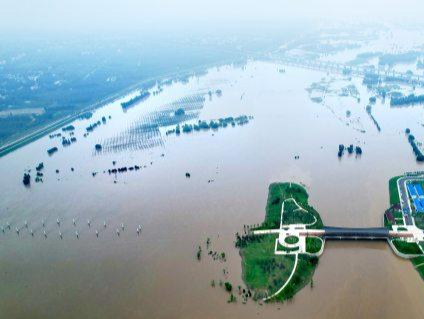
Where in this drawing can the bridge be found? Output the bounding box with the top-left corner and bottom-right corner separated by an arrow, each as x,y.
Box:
272,55 -> 424,88
300,226 -> 413,240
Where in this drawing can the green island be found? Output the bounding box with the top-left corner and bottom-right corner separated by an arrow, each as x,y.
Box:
236,175 -> 424,303
235,183 -> 324,301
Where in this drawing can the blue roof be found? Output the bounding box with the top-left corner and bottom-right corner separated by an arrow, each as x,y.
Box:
414,198 -> 424,213
408,184 -> 418,197
415,184 -> 424,197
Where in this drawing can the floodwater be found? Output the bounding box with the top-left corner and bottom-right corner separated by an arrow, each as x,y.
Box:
1,60 -> 424,319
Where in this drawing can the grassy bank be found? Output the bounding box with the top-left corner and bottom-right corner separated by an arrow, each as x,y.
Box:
388,176 -> 401,206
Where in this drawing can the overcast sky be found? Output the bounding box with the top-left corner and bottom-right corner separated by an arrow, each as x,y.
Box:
1,0 -> 423,33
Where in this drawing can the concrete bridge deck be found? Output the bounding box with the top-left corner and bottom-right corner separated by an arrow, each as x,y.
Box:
301,226 -> 413,240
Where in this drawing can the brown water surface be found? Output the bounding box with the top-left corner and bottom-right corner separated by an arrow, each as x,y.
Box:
1,61 -> 424,318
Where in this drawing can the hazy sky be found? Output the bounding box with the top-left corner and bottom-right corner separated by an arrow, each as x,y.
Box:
1,0 -> 423,33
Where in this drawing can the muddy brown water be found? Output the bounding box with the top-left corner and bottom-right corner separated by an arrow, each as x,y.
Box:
1,61 -> 424,318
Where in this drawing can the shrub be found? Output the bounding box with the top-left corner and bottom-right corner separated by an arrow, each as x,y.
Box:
224,282 -> 232,292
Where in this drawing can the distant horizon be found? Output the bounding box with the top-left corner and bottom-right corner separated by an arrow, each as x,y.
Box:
2,0 -> 424,35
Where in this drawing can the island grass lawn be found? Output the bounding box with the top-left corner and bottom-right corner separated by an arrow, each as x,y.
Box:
285,236 -> 299,245
413,214 -> 424,230
306,237 -> 323,254
240,234 -> 296,299
282,207 -> 316,225
274,255 -> 318,301
392,239 -> 422,255
238,183 -> 323,301
258,183 -> 324,231
388,176 -> 402,206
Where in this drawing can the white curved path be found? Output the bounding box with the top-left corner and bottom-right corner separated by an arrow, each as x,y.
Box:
263,254 -> 298,301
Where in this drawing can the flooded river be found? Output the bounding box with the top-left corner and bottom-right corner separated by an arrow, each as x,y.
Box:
1,61 -> 424,318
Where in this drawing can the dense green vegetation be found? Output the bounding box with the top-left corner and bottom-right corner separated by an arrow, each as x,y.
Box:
167,116 -> 252,136
258,183 -> 324,231
306,237 -> 323,254
239,234 -> 299,300
121,91 -> 151,109
388,176 -> 401,206
274,255 -> 318,301
285,236 -> 299,245
391,94 -> 424,107
413,214 -> 424,230
282,202 -> 316,225
236,183 -> 324,302
407,133 -> 424,162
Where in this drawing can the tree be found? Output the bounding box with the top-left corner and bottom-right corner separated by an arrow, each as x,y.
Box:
224,282 -> 232,292
22,173 -> 31,186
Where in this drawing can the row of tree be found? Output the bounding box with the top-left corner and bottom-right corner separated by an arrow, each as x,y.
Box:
391,94 -> 424,107
338,144 -> 362,157
406,130 -> 424,162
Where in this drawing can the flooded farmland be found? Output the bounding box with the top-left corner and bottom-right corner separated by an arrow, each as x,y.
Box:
2,58 -> 424,319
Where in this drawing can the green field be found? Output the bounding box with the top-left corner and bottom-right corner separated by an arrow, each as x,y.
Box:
285,236 -> 300,245
236,182 -> 324,302
392,239 -> 422,255
414,212 -> 424,230
388,176 -> 401,206
306,237 -> 323,254
256,183 -> 324,231
275,255 -> 318,301
240,234 -> 296,299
